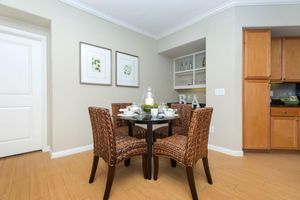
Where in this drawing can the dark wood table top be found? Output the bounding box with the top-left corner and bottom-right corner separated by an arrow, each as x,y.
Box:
118,114 -> 179,124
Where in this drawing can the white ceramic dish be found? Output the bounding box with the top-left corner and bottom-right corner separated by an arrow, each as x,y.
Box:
159,113 -> 179,117
117,113 -> 137,117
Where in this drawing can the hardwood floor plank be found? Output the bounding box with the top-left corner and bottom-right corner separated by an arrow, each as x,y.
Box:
47,174 -> 71,200
8,178 -> 30,200
0,156 -> 17,199
0,150 -> 299,200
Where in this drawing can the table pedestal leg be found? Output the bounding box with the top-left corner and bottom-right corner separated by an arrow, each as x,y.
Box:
146,123 -> 153,180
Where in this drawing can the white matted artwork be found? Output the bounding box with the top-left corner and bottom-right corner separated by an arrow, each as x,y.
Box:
116,51 -> 139,87
80,42 -> 112,85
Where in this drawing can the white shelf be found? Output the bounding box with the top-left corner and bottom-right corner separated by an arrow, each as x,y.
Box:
174,84 -> 206,90
174,51 -> 206,90
195,67 -> 206,71
175,70 -> 193,76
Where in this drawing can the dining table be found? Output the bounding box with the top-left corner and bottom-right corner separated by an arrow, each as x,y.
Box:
118,114 -> 179,180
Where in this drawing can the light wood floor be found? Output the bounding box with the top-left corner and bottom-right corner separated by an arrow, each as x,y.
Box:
0,150 -> 299,200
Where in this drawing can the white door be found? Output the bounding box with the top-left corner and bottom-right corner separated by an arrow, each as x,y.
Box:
0,27 -> 45,157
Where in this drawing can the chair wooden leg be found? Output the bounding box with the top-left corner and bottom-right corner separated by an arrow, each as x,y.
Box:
103,165 -> 116,200
186,167 -> 198,200
170,159 -> 177,168
124,158 -> 131,167
89,156 -> 99,183
142,154 -> 147,179
153,155 -> 159,180
202,157 -> 213,184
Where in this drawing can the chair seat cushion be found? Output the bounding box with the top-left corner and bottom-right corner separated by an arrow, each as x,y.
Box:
153,135 -> 187,164
154,126 -> 186,138
115,134 -> 147,163
114,125 -> 146,139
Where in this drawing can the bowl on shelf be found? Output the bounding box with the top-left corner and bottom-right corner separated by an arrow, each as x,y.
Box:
281,96 -> 299,106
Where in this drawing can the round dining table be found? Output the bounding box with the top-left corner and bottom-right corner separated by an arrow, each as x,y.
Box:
118,114 -> 179,180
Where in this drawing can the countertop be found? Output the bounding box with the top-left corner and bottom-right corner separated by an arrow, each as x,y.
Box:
271,104 -> 300,107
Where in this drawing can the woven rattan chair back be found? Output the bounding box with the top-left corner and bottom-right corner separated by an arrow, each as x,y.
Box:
171,104 -> 192,131
88,107 -> 116,166
111,103 -> 131,128
184,107 -> 213,167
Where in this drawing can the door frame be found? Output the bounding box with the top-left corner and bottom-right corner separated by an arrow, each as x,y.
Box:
0,25 -> 48,152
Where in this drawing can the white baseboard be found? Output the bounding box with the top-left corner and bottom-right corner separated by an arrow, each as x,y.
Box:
42,145 -> 51,152
208,144 -> 244,157
51,144 -> 93,159
50,143 -> 243,159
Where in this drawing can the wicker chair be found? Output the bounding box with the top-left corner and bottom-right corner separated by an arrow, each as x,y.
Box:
153,108 -> 213,200
111,103 -> 146,139
153,104 -> 192,138
112,103 -> 147,167
154,104 -> 192,167
88,107 -> 147,200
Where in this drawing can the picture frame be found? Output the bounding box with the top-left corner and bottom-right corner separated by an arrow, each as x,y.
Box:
116,51 -> 139,87
80,42 -> 112,85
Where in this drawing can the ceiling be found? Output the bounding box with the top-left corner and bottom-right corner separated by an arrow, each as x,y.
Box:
60,0 -> 300,39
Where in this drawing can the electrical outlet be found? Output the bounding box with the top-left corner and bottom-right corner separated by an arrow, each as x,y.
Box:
209,126 -> 214,133
214,88 -> 225,96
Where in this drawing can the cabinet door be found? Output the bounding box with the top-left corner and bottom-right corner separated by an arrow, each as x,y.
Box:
271,117 -> 298,149
243,80 -> 270,149
283,38 -> 300,81
298,119 -> 300,150
244,30 -> 271,79
270,38 -> 282,81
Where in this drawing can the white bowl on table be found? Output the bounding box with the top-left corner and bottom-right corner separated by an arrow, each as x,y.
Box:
130,105 -> 140,112
164,109 -> 176,117
123,110 -> 134,116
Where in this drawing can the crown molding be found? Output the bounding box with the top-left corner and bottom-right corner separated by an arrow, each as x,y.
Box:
158,0 -> 300,38
157,0 -> 236,39
59,0 -> 300,40
59,0 -> 158,39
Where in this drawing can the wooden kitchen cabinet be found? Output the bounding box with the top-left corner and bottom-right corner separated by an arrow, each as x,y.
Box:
282,38 -> 300,81
270,38 -> 282,81
271,107 -> 298,116
299,119 -> 300,150
271,116 -> 298,149
243,30 -> 300,151
243,80 -> 270,149
243,29 -> 271,79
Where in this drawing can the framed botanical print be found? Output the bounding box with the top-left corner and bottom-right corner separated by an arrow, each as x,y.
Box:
116,51 -> 139,87
80,42 -> 112,85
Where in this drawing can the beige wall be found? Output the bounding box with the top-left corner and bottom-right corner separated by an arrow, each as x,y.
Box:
159,8 -> 237,150
2,0 -> 300,153
159,4 -> 300,151
0,0 -> 177,152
